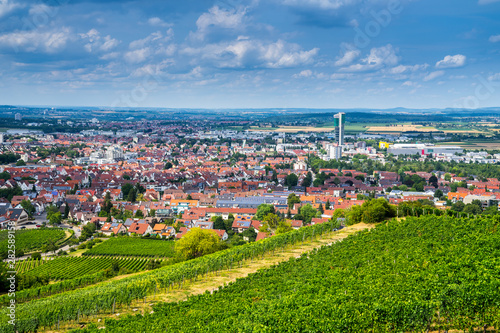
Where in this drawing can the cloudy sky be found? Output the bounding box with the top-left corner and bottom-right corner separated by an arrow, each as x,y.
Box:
0,0 -> 499,109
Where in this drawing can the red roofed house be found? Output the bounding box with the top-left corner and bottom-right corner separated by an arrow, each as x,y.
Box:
128,222 -> 153,236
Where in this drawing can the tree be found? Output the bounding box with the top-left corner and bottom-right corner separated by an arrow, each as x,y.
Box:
64,203 -> 70,219
256,204 -> 275,220
263,213 -> 281,229
121,183 -> 134,199
434,189 -> 443,198
127,188 -> 137,202
20,199 -> 35,218
175,228 -> 223,260
43,238 -> 58,254
287,193 -> 301,208
285,173 -> 298,188
301,172 -> 313,187
318,203 -> 324,214
0,171 -> 11,180
212,216 -> 225,230
464,203 -> 482,215
32,252 -> 42,260
48,212 -> 62,225
346,198 -> 396,225
451,201 -> 465,212
135,209 -> 144,218
123,174 -> 131,180
298,204 -> 317,225
354,175 -> 365,182
164,162 -> 173,170
16,159 -> 26,166
241,227 -> 258,242
275,220 -> 292,235
187,194 -> 193,200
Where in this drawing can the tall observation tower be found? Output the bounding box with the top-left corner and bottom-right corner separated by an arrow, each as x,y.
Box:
333,112 -> 345,146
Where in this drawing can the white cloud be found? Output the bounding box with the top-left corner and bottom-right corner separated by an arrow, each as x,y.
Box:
124,48 -> 151,63
147,17 -> 172,28
183,38 -> 318,69
129,30 -> 173,50
0,28 -> 71,53
334,49 -> 360,67
131,59 -> 174,77
294,69 -> 313,78
0,0 -> 20,18
282,0 -> 358,10
126,30 -> 176,61
389,64 -> 428,74
435,54 -> 466,69
191,6 -> 247,41
339,44 -> 399,72
489,34 -> 500,43
80,29 -> 120,53
489,73 -> 500,81
330,73 -> 353,80
423,70 -> 444,81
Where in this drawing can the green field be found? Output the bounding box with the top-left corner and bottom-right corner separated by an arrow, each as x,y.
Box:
21,257 -> 149,280
318,122 -> 380,133
0,228 -> 65,257
83,237 -> 176,258
77,215 -> 500,333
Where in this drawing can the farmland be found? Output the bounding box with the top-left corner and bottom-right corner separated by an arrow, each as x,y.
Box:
0,228 -> 66,256
21,257 -> 149,280
83,237 -> 176,258
77,215 -> 500,333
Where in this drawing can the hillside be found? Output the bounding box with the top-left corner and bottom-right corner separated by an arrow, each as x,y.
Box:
77,215 -> 500,332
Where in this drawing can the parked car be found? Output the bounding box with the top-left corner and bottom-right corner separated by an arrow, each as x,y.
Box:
36,224 -> 42,228
19,226 -> 26,229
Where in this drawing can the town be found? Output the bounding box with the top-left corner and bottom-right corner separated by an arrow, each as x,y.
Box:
0,110 -> 498,249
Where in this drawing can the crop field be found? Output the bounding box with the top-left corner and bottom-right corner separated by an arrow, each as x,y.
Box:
22,256 -> 149,280
83,237 -> 176,258
436,141 -> 500,149
0,228 -> 65,254
366,124 -> 440,133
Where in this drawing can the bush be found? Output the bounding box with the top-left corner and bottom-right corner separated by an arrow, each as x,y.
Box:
31,252 -> 42,261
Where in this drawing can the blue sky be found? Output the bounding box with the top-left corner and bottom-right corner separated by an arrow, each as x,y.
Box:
0,0 -> 499,109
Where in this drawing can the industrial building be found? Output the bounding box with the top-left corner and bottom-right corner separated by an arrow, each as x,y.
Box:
387,144 -> 463,156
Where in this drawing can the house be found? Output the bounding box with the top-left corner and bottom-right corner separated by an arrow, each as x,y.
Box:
213,229 -> 229,241
175,226 -> 190,239
0,208 -> 29,226
311,218 -> 329,225
128,222 -> 153,236
152,224 -> 176,239
192,221 -> 213,229
287,219 -> 303,229
101,222 -> 127,236
11,196 -> 29,208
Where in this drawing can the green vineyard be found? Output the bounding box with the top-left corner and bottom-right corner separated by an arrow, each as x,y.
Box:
0,219 -> 339,332
0,228 -> 65,255
83,237 -> 175,258
23,257 -> 149,281
14,258 -> 46,274
78,215 -> 499,333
